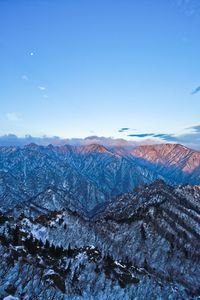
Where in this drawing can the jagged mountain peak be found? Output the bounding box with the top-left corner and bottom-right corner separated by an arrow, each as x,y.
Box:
130,143 -> 200,183
132,143 -> 194,156
24,143 -> 40,150
77,143 -> 110,154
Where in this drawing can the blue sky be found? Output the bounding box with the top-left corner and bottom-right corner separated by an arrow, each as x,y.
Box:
0,0 -> 200,146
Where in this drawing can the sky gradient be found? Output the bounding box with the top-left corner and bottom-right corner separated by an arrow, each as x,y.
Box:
0,0 -> 199,147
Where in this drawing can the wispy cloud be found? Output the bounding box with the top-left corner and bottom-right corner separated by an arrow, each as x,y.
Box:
191,86 -> 200,95
118,127 -> 130,133
6,112 -> 21,122
38,86 -> 46,91
127,132 -> 177,141
188,124 -> 200,132
128,133 -> 155,138
127,125 -> 200,150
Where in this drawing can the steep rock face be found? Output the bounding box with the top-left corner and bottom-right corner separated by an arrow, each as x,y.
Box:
130,144 -> 200,184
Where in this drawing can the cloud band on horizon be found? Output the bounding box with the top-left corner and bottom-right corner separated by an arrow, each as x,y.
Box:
0,123 -> 200,150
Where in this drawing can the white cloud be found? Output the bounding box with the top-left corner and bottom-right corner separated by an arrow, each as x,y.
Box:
6,112 -> 21,121
22,75 -> 28,81
38,86 -> 46,91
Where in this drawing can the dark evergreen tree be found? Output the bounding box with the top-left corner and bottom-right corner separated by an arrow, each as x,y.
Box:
59,218 -> 63,226
50,243 -> 56,257
12,225 -> 20,246
67,243 -> 73,257
45,239 -> 50,249
66,260 -> 71,273
140,223 -> 146,240
38,239 -> 43,248
25,235 -> 37,255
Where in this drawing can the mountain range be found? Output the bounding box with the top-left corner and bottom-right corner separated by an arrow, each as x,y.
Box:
0,180 -> 199,299
0,143 -> 200,215
0,142 -> 200,299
